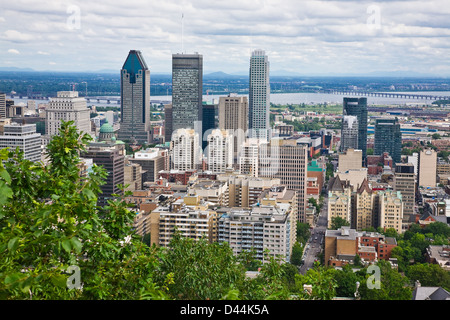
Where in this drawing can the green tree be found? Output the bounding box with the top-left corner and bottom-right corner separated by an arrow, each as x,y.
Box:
407,263 -> 450,291
359,260 -> 412,300
294,262 -> 337,300
290,242 -> 304,266
0,121 -> 165,300
156,232 -> 247,300
330,216 -> 350,230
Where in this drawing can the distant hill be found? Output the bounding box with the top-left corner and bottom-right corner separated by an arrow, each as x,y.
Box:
0,67 -> 35,72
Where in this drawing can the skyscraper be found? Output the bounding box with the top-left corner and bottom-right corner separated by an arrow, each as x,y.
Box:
171,53 -> 203,135
219,94 -> 248,159
418,148 -> 437,188
249,50 -> 270,141
0,92 -> 6,118
206,129 -> 233,174
374,117 -> 402,164
343,97 -> 367,163
340,115 -> 359,152
118,50 -> 151,144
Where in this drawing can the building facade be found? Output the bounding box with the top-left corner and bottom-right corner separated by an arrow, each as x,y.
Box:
206,129 -> 233,173
374,117 -> 402,164
219,94 -> 248,159
418,148 -> 437,188
171,53 -> 203,135
340,115 -> 359,152
45,91 -> 92,138
0,123 -> 41,162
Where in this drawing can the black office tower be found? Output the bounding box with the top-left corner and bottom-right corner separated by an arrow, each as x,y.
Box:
374,117 -> 402,164
343,97 -> 368,164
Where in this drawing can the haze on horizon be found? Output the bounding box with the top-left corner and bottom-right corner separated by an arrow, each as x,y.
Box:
1,0 -> 450,76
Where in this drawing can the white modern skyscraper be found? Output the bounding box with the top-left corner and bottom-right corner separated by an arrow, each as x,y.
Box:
249,50 -> 270,141
45,91 -> 92,137
206,129 -> 233,174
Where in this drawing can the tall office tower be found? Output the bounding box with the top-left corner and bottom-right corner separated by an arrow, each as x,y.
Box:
118,50 -> 151,144
206,129 -> 233,174
394,163 -> 416,230
0,92 -> 6,118
82,143 -> 125,207
202,102 -> 217,150
418,148 -> 437,188
46,91 -> 92,137
249,50 -> 270,141
171,53 -> 203,135
340,115 -> 359,152
164,104 -> 173,143
374,117 -> 402,164
260,139 -> 308,222
239,138 -> 260,177
219,94 -> 248,159
170,128 -> 200,171
343,97 -> 367,164
0,123 -> 41,162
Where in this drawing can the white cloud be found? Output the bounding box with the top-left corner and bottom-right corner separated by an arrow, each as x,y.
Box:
37,51 -> 50,55
0,0 -> 449,74
7,49 -> 20,54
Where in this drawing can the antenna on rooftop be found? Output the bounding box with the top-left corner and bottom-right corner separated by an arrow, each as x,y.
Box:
181,12 -> 184,54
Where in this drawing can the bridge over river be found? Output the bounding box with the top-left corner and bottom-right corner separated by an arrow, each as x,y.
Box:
324,89 -> 450,101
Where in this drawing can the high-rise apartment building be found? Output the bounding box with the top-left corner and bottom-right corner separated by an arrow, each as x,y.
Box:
340,115 -> 358,152
0,123 -> 41,162
394,163 -> 416,229
216,171 -> 281,208
374,117 -> 402,164
239,138 -> 260,177
218,202 -> 296,263
171,53 -> 203,135
343,97 -> 367,163
351,179 -> 376,231
118,50 -> 151,144
45,91 -> 92,137
170,128 -> 200,171
418,148 -> 437,188
249,50 -> 270,141
378,190 -> 403,234
327,175 -> 352,228
206,129 -> 233,174
219,94 -> 248,159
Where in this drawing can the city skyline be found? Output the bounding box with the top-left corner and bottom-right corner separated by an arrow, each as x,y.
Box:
1,0 -> 450,76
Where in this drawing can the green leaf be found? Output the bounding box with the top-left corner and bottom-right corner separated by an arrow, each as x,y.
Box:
0,169 -> 11,184
51,274 -> 67,288
8,237 -> 19,252
61,239 -> 72,253
70,237 -> 82,253
64,147 -> 71,153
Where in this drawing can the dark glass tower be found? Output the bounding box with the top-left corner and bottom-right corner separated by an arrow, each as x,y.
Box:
202,102 -> 217,150
374,117 -> 402,164
171,53 -> 203,135
343,97 -> 368,163
118,50 -> 151,144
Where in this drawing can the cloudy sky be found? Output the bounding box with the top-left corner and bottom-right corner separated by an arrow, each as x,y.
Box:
1,0 -> 450,76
